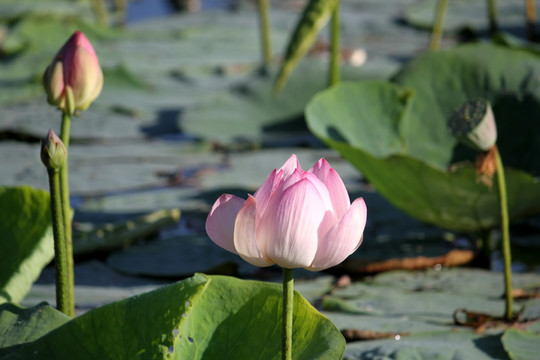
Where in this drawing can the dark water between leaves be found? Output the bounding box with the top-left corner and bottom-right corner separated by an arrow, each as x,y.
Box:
126,0 -> 236,22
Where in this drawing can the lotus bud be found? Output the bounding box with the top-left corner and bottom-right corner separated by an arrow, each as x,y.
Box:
447,99 -> 497,151
41,129 -> 67,171
43,31 -> 103,115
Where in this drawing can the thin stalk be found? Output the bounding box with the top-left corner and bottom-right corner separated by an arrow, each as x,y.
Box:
257,0 -> 272,71
495,146 -> 513,320
113,0 -> 128,27
430,0 -> 448,50
47,168 -> 70,315
526,0 -> 537,41
91,0 -> 109,26
329,0 -> 341,86
60,112 -> 75,317
282,268 -> 294,360
487,0 -> 499,35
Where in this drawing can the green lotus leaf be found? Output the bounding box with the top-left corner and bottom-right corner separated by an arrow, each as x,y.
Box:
502,327 -> 540,360
0,186 -> 54,304
3,274 -> 344,360
0,302 -> 70,357
306,44 -> 540,232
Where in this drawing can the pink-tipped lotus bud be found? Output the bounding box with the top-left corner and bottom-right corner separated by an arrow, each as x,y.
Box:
43,31 -> 103,115
41,129 -> 67,171
447,99 -> 497,151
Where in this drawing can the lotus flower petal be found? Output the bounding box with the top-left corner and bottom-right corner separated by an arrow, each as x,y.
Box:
258,179 -> 325,268
309,198 -> 367,271
279,154 -> 302,178
309,159 -> 350,219
234,196 -> 274,267
253,169 -> 281,216
205,194 -> 244,254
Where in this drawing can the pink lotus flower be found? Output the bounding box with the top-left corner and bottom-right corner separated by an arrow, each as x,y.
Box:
43,31 -> 103,115
206,155 -> 367,270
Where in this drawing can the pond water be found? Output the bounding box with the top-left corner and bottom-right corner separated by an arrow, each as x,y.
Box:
126,0 -> 236,22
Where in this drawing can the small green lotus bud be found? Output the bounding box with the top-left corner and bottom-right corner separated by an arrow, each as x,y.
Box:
41,129 -> 67,171
447,99 -> 497,151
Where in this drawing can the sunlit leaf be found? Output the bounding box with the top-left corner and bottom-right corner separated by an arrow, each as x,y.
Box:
4,274 -> 345,360
0,186 -> 54,304
306,44 -> 540,232
0,302 -> 69,357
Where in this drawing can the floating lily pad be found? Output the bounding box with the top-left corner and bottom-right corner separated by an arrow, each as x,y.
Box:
306,44 -> 540,232
404,0 -> 538,36
325,268 -> 540,331
181,59 -> 364,144
344,331 -> 508,360
324,280 -> 507,323
0,1 -> 93,22
519,299 -> 540,322
98,11 -> 290,75
74,208 -> 181,256
106,234 -> 258,278
324,311 -> 452,336
371,269 -> 540,299
0,186 -> 54,304
502,327 -> 540,360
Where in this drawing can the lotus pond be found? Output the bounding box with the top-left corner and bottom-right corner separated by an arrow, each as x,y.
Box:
1,0 -> 540,359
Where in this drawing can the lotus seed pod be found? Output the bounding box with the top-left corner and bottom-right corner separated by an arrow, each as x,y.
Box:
447,99 -> 497,151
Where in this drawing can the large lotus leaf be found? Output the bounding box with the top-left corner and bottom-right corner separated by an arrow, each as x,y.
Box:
392,44 -> 540,172
0,186 -> 54,304
4,274 -> 345,360
306,44 -> 540,232
0,303 -> 70,357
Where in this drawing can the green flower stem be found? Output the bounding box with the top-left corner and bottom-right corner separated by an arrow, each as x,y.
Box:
113,0 -> 128,26
526,0 -> 536,41
60,111 -> 75,317
91,0 -> 109,26
429,0 -> 448,50
282,268 -> 294,360
47,168 -> 70,315
257,0 -> 272,70
487,0 -> 498,34
329,0 -> 341,86
495,146 -> 513,320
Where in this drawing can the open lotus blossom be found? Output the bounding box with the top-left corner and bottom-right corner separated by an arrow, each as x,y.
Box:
206,154 -> 367,271
43,31 -> 103,115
